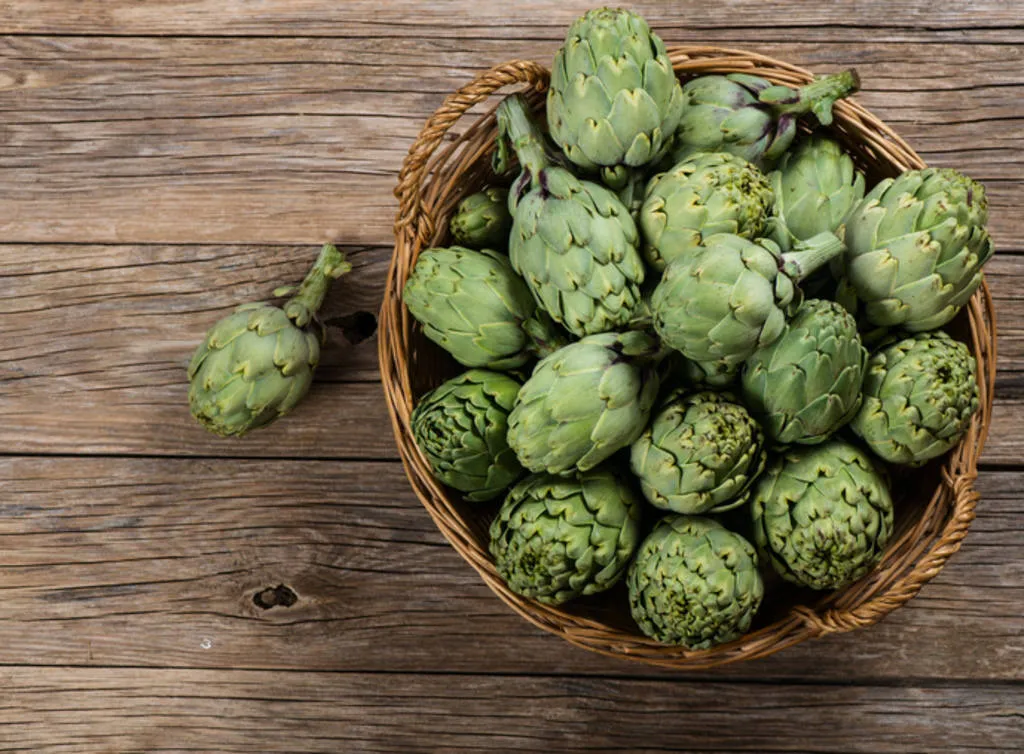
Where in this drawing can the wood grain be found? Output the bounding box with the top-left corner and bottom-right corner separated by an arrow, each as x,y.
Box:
0,36 -> 1019,245
0,456 -> 1020,682
1,0 -> 1021,40
0,667 -> 1020,753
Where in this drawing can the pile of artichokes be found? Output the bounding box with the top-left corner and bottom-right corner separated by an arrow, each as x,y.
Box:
404,7 -> 991,650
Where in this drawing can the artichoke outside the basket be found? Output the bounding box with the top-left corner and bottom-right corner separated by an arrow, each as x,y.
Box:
188,243 -> 351,438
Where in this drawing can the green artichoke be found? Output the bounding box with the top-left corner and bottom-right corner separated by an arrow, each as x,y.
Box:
843,167 -> 993,331
188,244 -> 350,437
651,231 -> 844,368
507,331 -> 661,475
766,134 -> 866,250
411,370 -> 523,501
851,331 -> 979,465
750,440 -> 894,590
490,469 -> 642,605
449,187 -> 512,249
402,245 -> 563,370
677,354 -> 740,389
547,7 -> 684,187
496,94 -> 646,337
640,152 -> 774,271
742,299 -> 867,445
628,515 -> 764,648
671,70 -> 860,167
630,391 -> 766,514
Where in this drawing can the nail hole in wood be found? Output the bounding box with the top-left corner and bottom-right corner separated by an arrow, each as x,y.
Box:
253,584 -> 298,609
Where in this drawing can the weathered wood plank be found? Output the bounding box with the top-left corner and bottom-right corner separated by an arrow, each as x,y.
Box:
0,0 -> 1020,40
0,666 -> 1019,753
0,457 -> 1019,681
2,243 -> 1020,461
0,36 -> 1019,245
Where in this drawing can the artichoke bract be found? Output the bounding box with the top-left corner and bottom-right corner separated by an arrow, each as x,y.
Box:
766,134 -> 866,249
742,299 -> 868,445
489,469 -> 642,605
627,515 -> 764,649
843,167 -> 993,332
449,187 -> 513,249
671,70 -> 860,167
411,369 -> 523,501
507,331 -> 661,475
188,244 -> 351,438
750,440 -> 894,591
497,94 -> 646,337
631,391 -> 766,514
640,152 -> 774,271
547,7 -> 684,187
851,331 -> 979,465
651,231 -> 844,368
403,246 -> 563,370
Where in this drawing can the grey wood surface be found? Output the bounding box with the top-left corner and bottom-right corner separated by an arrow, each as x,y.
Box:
0,1 -> 1021,751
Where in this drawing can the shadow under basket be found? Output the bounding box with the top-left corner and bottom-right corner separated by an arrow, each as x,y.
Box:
379,47 -> 998,670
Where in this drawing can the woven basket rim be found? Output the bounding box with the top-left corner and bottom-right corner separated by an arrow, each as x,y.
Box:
379,46 -> 997,669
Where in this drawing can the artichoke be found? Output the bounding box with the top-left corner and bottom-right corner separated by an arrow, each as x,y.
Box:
671,70 -> 860,167
742,299 -> 867,445
449,187 -> 512,249
640,152 -> 774,271
631,391 -> 766,514
547,7 -> 684,187
627,515 -> 764,648
507,331 -> 661,475
851,331 -> 979,465
402,245 -> 563,370
750,440 -> 894,590
677,354 -> 740,389
188,243 -> 350,437
766,134 -> 866,250
496,94 -> 646,337
843,167 -> 993,331
411,369 -> 523,501
489,469 -> 642,605
651,231 -> 844,368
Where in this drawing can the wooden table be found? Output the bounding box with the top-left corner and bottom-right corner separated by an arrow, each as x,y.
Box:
1,2 -> 1021,751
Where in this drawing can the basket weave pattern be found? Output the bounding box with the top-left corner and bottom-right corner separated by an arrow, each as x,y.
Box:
380,47 -> 997,669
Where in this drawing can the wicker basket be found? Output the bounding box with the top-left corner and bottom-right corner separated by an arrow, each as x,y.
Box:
380,47 -> 997,669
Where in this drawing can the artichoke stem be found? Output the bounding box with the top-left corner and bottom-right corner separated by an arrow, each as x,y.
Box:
780,231 -> 845,282
283,243 -> 352,327
496,94 -> 551,183
759,69 -> 860,126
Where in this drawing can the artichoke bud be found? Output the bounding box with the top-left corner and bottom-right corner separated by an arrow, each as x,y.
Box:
489,468 -> 642,605
742,298 -> 868,445
672,69 -> 860,167
630,390 -> 767,514
498,94 -> 647,338
449,187 -> 513,249
547,7 -> 684,182
628,515 -> 764,648
507,331 -> 661,475
411,369 -> 524,501
851,331 -> 979,465
651,232 -> 843,367
750,440 -> 894,591
843,167 -> 993,332
402,245 -> 563,371
639,151 -> 774,271
188,243 -> 351,438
